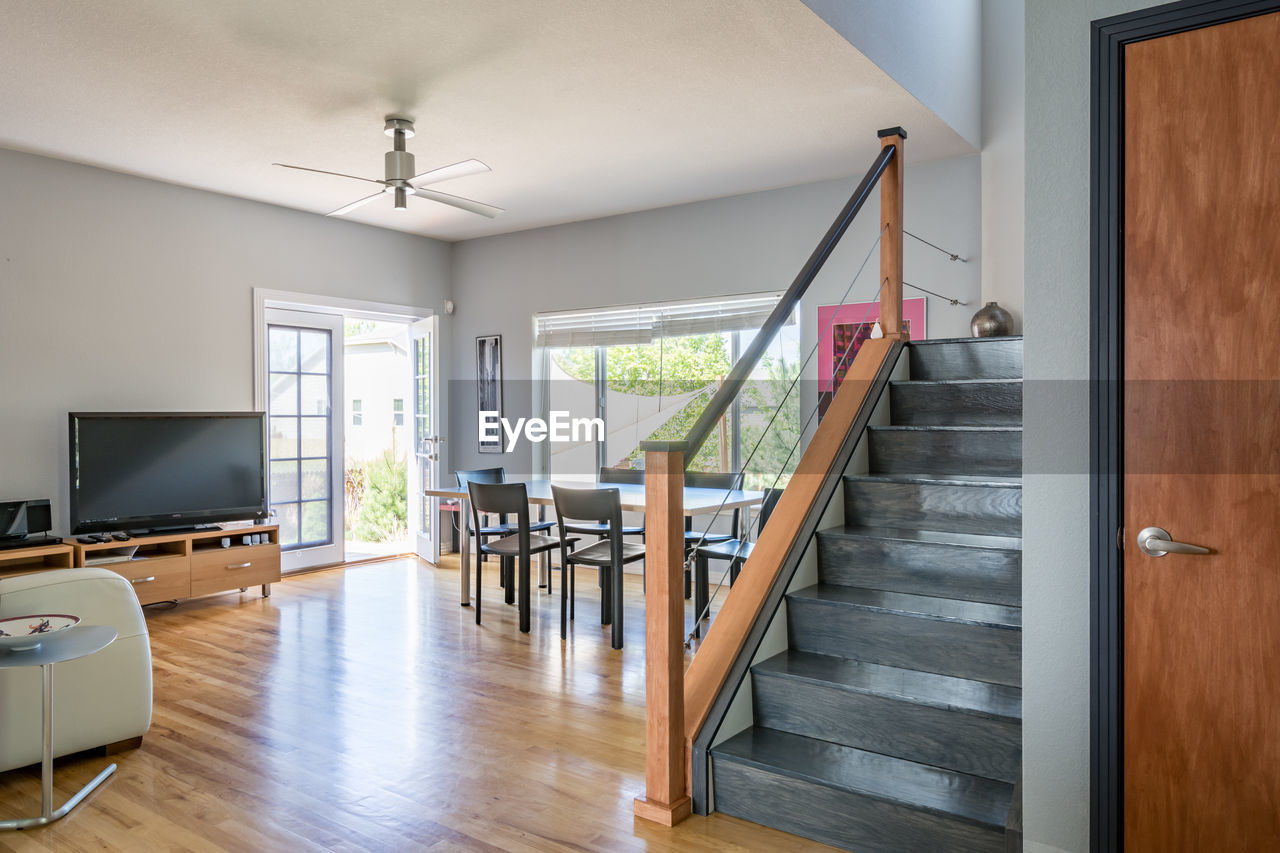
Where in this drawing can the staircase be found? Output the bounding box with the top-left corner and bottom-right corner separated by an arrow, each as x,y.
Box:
709,337 -> 1023,852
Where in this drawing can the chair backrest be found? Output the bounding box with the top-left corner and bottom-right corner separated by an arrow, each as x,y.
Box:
684,470 -> 744,537
466,481 -> 529,545
599,466 -> 644,485
553,484 -> 624,545
757,487 -> 784,534
456,467 -> 505,487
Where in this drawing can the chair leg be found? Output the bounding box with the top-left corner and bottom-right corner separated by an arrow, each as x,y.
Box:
611,559 -> 624,650
570,563 -> 575,622
695,553 -> 709,623
503,556 -> 516,605
474,548 -> 482,626
519,553 -> 531,634
684,565 -> 692,600
730,558 -> 741,586
561,557 -> 568,640
601,564 -> 612,626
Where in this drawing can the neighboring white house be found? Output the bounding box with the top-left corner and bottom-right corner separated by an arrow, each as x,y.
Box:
344,328 -> 411,464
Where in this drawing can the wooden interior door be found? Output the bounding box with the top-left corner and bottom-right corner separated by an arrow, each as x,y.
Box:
1123,11 -> 1280,850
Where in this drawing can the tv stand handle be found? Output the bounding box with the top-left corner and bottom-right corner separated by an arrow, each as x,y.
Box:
227,562 -> 252,570
130,576 -> 156,584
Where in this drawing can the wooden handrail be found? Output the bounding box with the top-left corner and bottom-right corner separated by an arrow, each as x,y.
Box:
878,127 -> 907,338
682,337 -> 896,738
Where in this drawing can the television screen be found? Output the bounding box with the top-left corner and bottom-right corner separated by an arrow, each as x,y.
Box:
69,412 -> 267,534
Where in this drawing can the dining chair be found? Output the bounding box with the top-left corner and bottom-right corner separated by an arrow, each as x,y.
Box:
551,485 -> 645,648
466,481 -> 569,634
682,470 -> 744,599
692,487 -> 783,635
456,467 -> 555,584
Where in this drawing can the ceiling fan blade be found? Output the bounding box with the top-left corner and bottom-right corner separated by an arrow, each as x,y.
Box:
410,159 -> 491,187
327,190 -> 387,217
411,187 -> 504,218
274,163 -> 387,186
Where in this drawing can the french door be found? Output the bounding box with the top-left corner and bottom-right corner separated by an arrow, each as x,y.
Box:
264,308 -> 345,571
409,317 -> 442,563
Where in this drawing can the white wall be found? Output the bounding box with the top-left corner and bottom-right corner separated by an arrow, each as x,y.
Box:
980,0 -> 1025,329
0,148 -> 452,535
448,155 -> 980,476
1023,2 -> 1155,852
802,0 -> 982,148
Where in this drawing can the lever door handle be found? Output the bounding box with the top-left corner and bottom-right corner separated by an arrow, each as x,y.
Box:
1137,527 -> 1211,557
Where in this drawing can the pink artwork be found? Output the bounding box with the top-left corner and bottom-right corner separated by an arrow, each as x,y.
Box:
817,297 -> 926,417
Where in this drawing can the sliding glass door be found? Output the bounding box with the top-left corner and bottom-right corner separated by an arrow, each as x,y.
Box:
264,308 -> 344,570
408,316 -> 442,563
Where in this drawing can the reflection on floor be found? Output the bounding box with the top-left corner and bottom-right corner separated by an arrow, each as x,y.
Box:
0,556 -> 832,852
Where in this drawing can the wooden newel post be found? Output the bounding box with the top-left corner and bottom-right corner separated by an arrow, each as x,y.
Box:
878,126 -> 907,340
633,443 -> 692,826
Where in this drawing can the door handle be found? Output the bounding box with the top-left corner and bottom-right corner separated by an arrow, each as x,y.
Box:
1137,527 -> 1211,557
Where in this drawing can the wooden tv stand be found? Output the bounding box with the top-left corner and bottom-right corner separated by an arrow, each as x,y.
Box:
65,526 -> 281,606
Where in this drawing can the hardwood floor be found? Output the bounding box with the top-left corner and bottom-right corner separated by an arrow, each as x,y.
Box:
0,556 -> 833,852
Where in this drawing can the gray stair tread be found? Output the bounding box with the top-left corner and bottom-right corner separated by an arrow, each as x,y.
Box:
754,649 -> 1022,721
891,378 -> 1022,386
824,524 -> 1022,552
790,584 -> 1022,630
870,425 -> 1022,433
845,473 -> 1022,488
713,727 -> 1013,829
909,336 -> 1023,346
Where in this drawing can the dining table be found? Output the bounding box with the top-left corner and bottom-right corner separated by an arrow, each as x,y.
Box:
425,478 -> 764,645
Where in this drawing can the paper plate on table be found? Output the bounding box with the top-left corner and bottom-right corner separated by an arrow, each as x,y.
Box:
0,614 -> 80,651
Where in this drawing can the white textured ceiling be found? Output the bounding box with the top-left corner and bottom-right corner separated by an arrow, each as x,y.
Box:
0,0 -> 974,241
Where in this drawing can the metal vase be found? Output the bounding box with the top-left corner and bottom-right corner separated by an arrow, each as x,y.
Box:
970,301 -> 1013,337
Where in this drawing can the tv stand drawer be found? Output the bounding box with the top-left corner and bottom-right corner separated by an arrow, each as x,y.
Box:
107,557 -> 191,605
190,543 -> 280,596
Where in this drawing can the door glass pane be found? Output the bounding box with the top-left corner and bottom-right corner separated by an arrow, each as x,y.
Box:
299,330 -> 329,373
268,327 -> 298,371
301,459 -> 328,500
270,417 -> 298,459
300,375 -> 329,416
300,500 -> 329,543
274,502 -> 300,545
300,416 -> 327,457
413,334 -> 432,539
270,374 -> 299,416
270,461 -> 299,503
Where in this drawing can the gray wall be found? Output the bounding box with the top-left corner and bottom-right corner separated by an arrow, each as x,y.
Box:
802,0 -> 982,147
1023,2 -> 1154,852
448,155 -> 980,476
0,147 -> 452,534
980,0 -> 1025,329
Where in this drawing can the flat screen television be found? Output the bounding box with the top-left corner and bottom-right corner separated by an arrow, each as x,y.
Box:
69,412 -> 268,535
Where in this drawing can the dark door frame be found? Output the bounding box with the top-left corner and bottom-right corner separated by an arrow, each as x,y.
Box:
1089,1 -> 1280,850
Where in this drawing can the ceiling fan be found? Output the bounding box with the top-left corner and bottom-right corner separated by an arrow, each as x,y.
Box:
274,116 -> 503,219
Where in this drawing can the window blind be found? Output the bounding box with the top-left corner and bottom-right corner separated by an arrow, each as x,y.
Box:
534,293 -> 787,349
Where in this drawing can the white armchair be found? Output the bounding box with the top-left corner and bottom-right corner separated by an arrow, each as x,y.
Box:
0,568 -> 153,772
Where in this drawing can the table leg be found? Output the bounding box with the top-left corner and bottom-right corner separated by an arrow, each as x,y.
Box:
1,663 -> 116,831
742,504 -> 754,542
459,496 -> 471,606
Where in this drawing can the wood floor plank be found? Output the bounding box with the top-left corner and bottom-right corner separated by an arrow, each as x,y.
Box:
0,557 -> 832,852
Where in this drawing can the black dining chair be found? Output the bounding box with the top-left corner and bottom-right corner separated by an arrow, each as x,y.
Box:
559,467 -> 646,542
456,468 -> 555,583
692,487 -> 783,635
466,481 -> 570,634
551,484 -> 646,648
682,470 -> 744,598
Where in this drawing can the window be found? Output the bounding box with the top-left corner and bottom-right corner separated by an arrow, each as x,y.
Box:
351,399 -> 362,426
393,398 -> 404,427
535,295 -> 799,488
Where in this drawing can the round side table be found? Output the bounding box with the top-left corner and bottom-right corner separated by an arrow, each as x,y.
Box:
0,624 -> 119,830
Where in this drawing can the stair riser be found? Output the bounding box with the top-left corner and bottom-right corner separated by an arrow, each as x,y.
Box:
869,429 -> 1022,476
818,533 -> 1021,605
753,674 -> 1021,783
842,480 -> 1022,538
891,382 -> 1022,426
787,598 -> 1021,687
908,340 -> 1023,381
713,758 -> 1006,853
